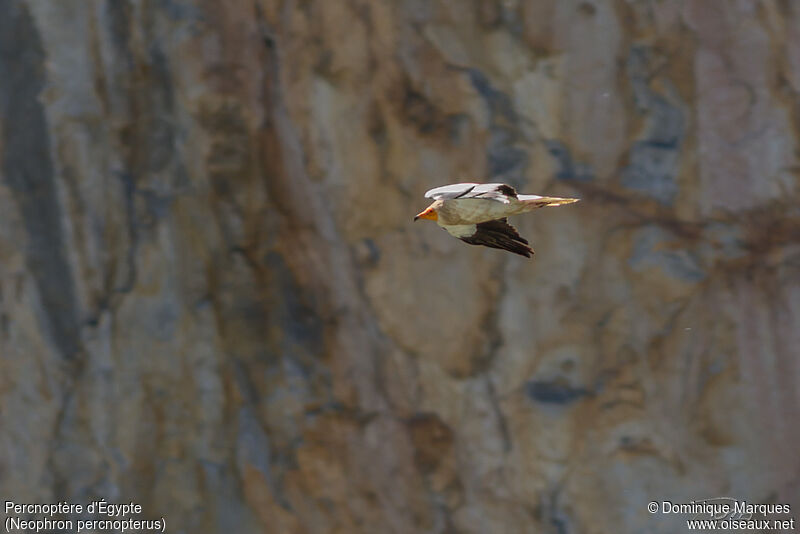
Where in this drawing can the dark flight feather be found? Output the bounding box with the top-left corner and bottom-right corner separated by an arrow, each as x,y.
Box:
458,218 -> 534,258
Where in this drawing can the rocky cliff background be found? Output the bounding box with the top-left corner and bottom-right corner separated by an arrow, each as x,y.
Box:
1,0 -> 799,533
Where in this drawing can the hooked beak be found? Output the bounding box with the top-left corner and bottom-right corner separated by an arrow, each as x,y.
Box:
414,206 -> 438,222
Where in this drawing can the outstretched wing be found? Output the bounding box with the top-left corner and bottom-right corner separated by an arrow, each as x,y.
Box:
425,183 -> 518,204
458,218 -> 534,258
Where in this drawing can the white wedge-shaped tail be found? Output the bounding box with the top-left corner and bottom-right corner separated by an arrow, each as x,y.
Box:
517,195 -> 580,208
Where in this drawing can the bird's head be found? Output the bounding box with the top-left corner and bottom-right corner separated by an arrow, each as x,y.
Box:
414,203 -> 439,222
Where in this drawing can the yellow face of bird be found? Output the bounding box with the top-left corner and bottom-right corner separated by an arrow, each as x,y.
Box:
414,204 -> 438,222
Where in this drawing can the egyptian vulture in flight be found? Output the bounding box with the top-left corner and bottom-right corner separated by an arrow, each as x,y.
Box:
414,183 -> 578,258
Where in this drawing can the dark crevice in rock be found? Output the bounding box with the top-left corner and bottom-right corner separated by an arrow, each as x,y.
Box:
525,380 -> 589,405
465,68 -> 517,124
620,45 -> 685,205
545,140 -> 595,182
0,0 -> 82,361
391,75 -> 468,144
468,69 -> 530,185
486,376 -> 512,453
538,486 -> 573,534
262,251 -> 325,361
447,65 -> 530,186
105,0 -> 134,64
117,170 -> 139,295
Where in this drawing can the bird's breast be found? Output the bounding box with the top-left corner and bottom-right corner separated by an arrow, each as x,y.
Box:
440,224 -> 477,238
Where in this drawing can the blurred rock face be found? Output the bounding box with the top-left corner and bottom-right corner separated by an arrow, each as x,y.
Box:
0,0 -> 799,532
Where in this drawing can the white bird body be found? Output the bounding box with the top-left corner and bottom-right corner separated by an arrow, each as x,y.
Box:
434,196 -> 559,226
414,182 -> 579,257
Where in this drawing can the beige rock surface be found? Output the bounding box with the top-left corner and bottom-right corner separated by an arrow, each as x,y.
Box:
1,0 -> 799,532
